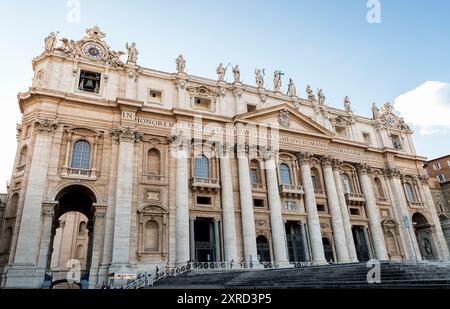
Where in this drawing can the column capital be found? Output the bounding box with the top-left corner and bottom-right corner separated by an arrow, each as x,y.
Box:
190,217 -> 196,222
111,126 -> 143,144
320,155 -> 334,168
42,201 -> 57,216
383,167 -> 401,178
331,159 -> 343,170
34,118 -> 59,136
168,131 -> 191,151
259,146 -> 278,161
418,174 -> 430,184
93,203 -> 107,218
356,163 -> 371,175
217,143 -> 235,158
296,151 -> 313,165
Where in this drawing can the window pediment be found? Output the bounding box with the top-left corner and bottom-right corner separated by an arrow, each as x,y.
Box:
186,85 -> 220,97
138,204 -> 168,214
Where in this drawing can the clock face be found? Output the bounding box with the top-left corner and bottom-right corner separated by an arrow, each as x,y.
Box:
83,43 -> 105,60
386,114 -> 397,126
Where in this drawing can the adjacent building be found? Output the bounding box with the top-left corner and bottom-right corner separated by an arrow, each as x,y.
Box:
0,27 -> 448,289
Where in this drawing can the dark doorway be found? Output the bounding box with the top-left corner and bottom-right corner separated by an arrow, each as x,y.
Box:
285,222 -> 307,262
322,238 -> 334,263
194,219 -> 215,262
256,235 -> 271,263
46,185 -> 97,289
412,213 -> 437,260
352,226 -> 371,262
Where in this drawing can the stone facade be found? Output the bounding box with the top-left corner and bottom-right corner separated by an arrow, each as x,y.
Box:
0,27 -> 449,289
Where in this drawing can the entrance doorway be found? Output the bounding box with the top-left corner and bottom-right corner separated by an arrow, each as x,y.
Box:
256,235 -> 271,263
412,213 -> 437,260
322,238 -> 335,263
194,218 -> 216,262
352,226 -> 371,262
47,185 -> 97,288
285,222 -> 307,262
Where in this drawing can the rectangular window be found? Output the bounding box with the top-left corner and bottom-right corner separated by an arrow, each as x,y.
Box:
78,70 -> 101,94
253,199 -> 265,208
250,169 -> 258,184
447,160 -> 450,167
438,175 -> 445,183
433,163 -> 441,170
350,208 -> 360,216
362,132 -> 371,144
317,204 -> 325,212
247,104 -> 257,112
148,90 -> 162,104
196,196 -> 212,205
284,201 -> 297,211
194,97 -> 211,110
335,126 -> 347,137
391,135 -> 402,150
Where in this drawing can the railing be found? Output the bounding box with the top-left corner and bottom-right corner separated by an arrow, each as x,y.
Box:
190,177 -> 220,191
252,183 -> 266,190
408,200 -> 424,207
345,192 -> 365,199
314,189 -> 325,195
280,184 -> 304,192
65,167 -> 96,179
143,174 -> 166,182
279,184 -> 304,198
376,197 -> 388,204
345,192 -> 366,205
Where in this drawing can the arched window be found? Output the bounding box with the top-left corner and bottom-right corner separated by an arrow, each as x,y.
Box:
8,193 -> 19,218
147,148 -> 161,175
1,227 -> 13,254
78,221 -> 87,235
71,140 -> 91,170
280,164 -> 292,185
144,220 -> 159,252
76,244 -> 84,258
311,168 -> 321,190
374,177 -> 385,198
194,155 -> 209,178
18,146 -> 27,166
250,160 -> 261,185
341,174 -> 353,193
405,183 -> 416,202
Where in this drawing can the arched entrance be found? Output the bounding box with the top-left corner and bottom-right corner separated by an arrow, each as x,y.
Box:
322,238 -> 334,263
46,185 -> 97,288
256,235 -> 270,263
412,213 -> 437,260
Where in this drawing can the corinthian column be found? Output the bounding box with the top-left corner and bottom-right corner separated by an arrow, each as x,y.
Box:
384,168 -> 421,261
218,145 -> 238,263
237,144 -> 258,263
263,148 -> 289,266
321,156 -> 349,263
357,164 -> 388,260
332,160 -> 358,262
110,127 -> 142,269
419,175 -> 450,261
297,152 -> 326,263
5,119 -> 59,288
13,119 -> 59,266
169,134 -> 190,265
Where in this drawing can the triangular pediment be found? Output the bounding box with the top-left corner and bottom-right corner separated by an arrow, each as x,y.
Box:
235,103 -> 333,137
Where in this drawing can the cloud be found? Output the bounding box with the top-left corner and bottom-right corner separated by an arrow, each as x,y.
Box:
394,81 -> 450,135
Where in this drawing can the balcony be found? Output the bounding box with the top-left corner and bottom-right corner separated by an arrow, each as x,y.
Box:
408,200 -> 424,208
314,189 -> 326,198
191,177 -> 220,192
252,183 -> 267,191
142,174 -> 167,184
376,196 -> 389,205
62,167 -> 97,180
279,184 -> 304,198
345,192 -> 366,205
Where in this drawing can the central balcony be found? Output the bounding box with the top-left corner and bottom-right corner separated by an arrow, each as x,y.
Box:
191,177 -> 220,192
252,183 -> 267,191
142,174 -> 167,184
345,192 -> 366,206
62,167 -> 97,180
279,184 -> 304,198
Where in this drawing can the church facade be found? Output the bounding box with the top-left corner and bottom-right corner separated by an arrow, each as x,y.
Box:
0,27 -> 449,289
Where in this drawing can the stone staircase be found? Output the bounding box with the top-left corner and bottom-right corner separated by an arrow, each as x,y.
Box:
150,261 -> 450,289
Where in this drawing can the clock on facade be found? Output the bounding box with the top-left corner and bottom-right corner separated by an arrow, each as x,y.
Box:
83,43 -> 105,60
385,114 -> 397,126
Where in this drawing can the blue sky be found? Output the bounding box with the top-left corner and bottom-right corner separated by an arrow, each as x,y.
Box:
0,0 -> 450,192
